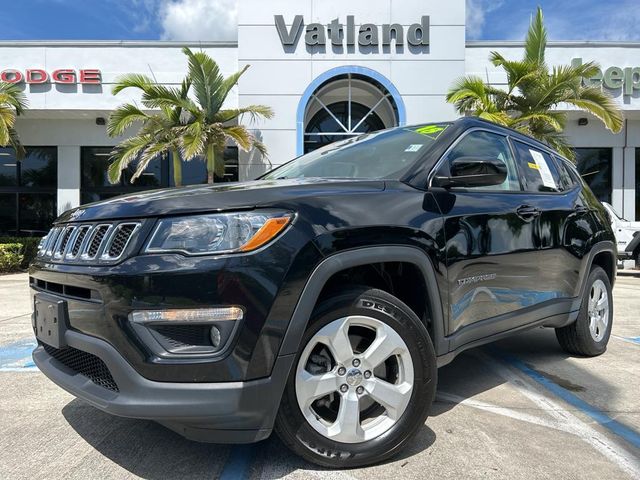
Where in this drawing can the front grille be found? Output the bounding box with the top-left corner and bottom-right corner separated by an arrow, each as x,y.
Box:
107,224 -> 138,258
37,221 -> 141,264
70,226 -> 91,256
43,344 -> 119,392
87,225 -> 110,258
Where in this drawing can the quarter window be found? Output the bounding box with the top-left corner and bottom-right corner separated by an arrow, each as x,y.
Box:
439,130 -> 521,191
511,141 -> 561,193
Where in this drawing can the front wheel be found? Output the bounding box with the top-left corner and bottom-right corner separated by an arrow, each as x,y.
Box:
556,266 -> 613,356
275,287 -> 437,468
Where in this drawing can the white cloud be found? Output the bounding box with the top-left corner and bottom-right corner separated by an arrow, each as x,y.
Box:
159,0 -> 238,41
466,0 -> 504,40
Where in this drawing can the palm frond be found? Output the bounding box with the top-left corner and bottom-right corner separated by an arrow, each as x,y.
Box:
524,7 -> 547,66
0,82 -> 27,114
130,142 -> 171,183
214,105 -> 275,124
111,73 -> 156,95
180,121 -> 206,160
223,125 -> 252,151
182,47 -> 223,116
564,87 -> 624,133
107,104 -> 151,137
208,65 -> 250,115
107,134 -> 153,184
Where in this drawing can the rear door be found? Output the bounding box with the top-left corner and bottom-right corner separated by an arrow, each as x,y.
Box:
431,129 -> 542,344
509,140 -> 583,300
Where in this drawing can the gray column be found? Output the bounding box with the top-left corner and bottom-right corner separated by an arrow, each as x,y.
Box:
57,146 -> 81,214
623,147 -> 636,221
611,147 -> 624,215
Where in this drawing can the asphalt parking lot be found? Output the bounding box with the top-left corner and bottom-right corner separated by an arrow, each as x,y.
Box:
0,272 -> 639,480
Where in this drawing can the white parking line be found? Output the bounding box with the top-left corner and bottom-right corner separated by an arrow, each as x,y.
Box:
476,351 -> 640,479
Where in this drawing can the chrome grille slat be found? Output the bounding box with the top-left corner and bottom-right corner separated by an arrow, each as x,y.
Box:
68,225 -> 92,258
36,221 -> 142,264
103,223 -> 139,260
54,226 -> 77,259
84,224 -> 112,259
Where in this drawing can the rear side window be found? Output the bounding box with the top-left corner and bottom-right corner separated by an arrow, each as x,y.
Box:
511,141 -> 562,193
554,156 -> 578,190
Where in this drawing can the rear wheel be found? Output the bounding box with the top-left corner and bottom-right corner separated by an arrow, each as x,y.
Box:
275,287 -> 437,468
556,266 -> 612,356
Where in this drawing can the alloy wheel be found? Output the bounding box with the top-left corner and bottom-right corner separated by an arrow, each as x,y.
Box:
587,279 -> 609,342
295,315 -> 414,444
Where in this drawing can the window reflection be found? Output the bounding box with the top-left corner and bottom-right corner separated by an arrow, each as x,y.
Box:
0,147 -> 57,235
574,148 -> 612,203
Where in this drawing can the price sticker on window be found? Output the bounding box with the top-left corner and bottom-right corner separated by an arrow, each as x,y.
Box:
529,149 -> 556,189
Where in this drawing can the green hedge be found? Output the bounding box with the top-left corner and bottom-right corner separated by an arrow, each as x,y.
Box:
0,236 -> 42,270
0,243 -> 25,273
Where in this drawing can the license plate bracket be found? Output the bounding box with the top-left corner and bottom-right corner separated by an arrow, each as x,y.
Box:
34,293 -> 69,349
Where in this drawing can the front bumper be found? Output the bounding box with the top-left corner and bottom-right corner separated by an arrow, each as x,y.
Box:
33,328 -> 295,443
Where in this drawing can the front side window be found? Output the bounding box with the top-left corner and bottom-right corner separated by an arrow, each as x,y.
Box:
511,141 -> 562,193
438,130 -> 521,191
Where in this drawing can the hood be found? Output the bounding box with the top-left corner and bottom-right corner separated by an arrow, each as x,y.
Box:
57,178 -> 385,223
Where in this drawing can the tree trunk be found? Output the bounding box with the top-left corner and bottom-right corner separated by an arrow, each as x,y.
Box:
206,143 -> 215,184
172,149 -> 182,187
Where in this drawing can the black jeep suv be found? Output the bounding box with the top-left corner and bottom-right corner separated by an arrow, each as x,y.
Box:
31,118 -> 616,467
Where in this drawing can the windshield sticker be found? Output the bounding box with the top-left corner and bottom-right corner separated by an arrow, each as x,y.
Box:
527,162 -> 539,170
529,149 -> 557,189
413,124 -> 448,139
405,144 -> 423,152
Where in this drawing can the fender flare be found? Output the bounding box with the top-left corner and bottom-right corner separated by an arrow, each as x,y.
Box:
625,231 -> 640,254
278,245 -> 448,357
573,240 -> 617,310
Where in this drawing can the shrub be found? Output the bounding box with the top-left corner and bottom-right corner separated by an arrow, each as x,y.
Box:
0,236 -> 42,269
0,243 -> 24,273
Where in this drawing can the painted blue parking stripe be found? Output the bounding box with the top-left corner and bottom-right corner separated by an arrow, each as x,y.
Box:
219,445 -> 257,480
0,337 -> 38,371
495,349 -> 640,449
624,336 -> 640,345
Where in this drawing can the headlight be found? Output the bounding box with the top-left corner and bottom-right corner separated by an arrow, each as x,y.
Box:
144,211 -> 292,255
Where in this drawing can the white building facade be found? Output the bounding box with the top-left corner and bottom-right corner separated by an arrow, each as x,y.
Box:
1,0 -> 639,236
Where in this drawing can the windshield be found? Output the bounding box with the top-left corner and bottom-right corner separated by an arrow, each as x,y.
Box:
262,123 -> 450,180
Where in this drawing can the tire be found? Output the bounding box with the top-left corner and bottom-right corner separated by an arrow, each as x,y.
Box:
275,287 -> 437,468
556,266 -> 613,356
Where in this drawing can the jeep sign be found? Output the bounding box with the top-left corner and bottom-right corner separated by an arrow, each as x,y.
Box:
572,58 -> 640,96
274,15 -> 429,49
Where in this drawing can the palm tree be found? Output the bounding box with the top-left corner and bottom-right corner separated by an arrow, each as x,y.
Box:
0,82 -> 27,159
446,7 -> 623,159
148,48 -> 273,183
107,75 -> 190,185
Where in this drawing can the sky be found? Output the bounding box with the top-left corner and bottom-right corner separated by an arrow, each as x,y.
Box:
0,0 -> 637,42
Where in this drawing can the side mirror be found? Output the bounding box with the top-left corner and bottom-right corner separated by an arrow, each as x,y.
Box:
432,156 -> 508,188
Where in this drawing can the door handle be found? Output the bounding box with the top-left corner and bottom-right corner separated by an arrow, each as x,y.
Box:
516,205 -> 541,221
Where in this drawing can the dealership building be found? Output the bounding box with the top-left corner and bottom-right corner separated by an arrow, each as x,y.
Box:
2,0 -> 640,235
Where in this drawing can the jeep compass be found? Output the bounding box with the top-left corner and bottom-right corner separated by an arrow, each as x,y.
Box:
30,117 -> 616,467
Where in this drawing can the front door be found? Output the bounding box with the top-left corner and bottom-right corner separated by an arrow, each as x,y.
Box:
431,129 -> 541,346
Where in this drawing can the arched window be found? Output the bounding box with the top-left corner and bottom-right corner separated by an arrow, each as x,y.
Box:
303,72 -> 400,153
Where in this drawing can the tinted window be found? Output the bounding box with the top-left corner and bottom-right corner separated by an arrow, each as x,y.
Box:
0,147 -> 57,235
574,148 -> 612,203
0,148 -> 18,186
511,141 -> 561,193
263,124 -> 450,180
553,156 -> 576,190
439,130 -> 521,191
